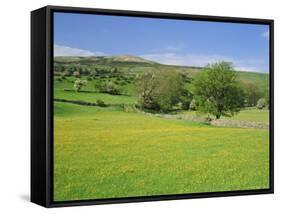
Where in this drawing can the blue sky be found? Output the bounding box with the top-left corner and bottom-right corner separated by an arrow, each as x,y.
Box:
54,12 -> 270,73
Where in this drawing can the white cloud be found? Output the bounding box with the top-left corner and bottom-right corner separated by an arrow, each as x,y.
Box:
235,66 -> 260,72
165,44 -> 184,51
140,52 -> 231,67
148,44 -> 184,53
261,30 -> 269,40
54,44 -> 105,56
140,52 -> 268,73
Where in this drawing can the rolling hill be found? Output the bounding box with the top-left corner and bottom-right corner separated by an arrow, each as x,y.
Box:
54,55 -> 269,92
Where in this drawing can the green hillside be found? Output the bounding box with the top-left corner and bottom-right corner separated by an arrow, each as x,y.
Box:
54,55 -> 269,91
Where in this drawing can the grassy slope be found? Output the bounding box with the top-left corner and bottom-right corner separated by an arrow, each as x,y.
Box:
54,102 -> 269,201
237,71 -> 269,92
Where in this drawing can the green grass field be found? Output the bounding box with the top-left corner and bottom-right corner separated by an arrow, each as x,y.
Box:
225,109 -> 269,123
180,109 -> 269,123
54,102 -> 269,201
53,56 -> 270,201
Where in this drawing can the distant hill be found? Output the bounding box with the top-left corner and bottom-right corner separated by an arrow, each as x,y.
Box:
54,55 -> 157,64
54,55 -> 269,92
54,55 -> 203,74
105,55 -> 157,64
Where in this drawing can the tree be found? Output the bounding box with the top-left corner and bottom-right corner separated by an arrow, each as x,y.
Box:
60,72 -> 67,79
96,99 -> 106,107
242,81 -> 262,106
79,67 -> 84,73
257,98 -> 267,109
153,71 -> 186,112
60,65 -> 65,73
136,71 -> 188,112
189,99 -> 197,110
90,70 -> 97,77
73,71 -> 80,78
83,68 -> 90,75
68,66 -> 75,75
97,80 -> 121,95
111,67 -> 118,73
136,71 -> 158,110
54,64 -> 65,73
74,79 -> 87,92
179,89 -> 193,110
193,61 -> 245,119
263,88 -> 269,108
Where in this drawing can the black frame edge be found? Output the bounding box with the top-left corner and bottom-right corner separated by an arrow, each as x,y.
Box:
46,6 -> 53,208
269,20 -> 274,193
49,189 -> 273,208
46,5 -> 273,24
31,6 -> 48,207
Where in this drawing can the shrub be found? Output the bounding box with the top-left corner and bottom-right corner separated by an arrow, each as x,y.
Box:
128,76 -> 135,81
61,72 -> 67,79
120,81 -> 126,86
123,105 -> 136,113
96,99 -> 106,107
257,98 -> 267,109
97,81 -> 122,95
73,71 -> 80,78
174,102 -> 183,110
189,99 -> 197,111
90,70 -> 97,77
74,79 -> 87,92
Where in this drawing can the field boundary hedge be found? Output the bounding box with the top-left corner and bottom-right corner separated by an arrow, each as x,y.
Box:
54,98 -> 123,108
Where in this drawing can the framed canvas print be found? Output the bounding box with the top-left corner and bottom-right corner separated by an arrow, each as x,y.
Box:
31,5 -> 274,207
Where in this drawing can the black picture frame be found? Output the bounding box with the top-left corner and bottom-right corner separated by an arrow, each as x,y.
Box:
31,5 -> 274,208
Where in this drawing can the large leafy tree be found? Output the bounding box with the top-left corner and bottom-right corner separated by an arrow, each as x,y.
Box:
136,71 -> 190,112
153,71 -> 186,112
193,61 -> 245,119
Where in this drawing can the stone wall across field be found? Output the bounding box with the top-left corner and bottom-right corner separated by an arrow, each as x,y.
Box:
140,111 -> 269,129
211,119 -> 269,129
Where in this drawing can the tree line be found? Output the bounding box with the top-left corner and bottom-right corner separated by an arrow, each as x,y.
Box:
136,61 -> 268,119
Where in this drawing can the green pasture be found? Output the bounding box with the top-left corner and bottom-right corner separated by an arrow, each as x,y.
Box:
54,77 -> 137,104
226,109 -> 269,123
53,58 -> 270,201
54,102 -> 269,201
180,109 -> 269,123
